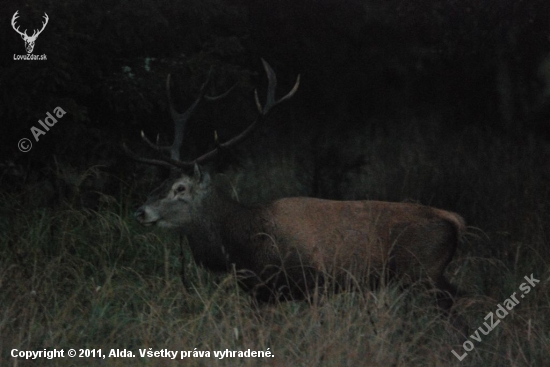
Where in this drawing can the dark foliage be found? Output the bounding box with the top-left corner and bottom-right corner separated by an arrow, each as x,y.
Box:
0,0 -> 548,200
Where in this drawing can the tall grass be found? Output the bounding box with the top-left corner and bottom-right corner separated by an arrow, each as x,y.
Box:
1,119 -> 549,366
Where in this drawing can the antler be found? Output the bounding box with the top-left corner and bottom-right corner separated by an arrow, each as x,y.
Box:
11,11 -> 24,37
139,67 -> 235,161
11,11 -> 49,40
32,13 -> 49,39
125,59 -> 300,169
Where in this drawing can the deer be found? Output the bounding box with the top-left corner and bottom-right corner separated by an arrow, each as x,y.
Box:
125,60 -> 466,312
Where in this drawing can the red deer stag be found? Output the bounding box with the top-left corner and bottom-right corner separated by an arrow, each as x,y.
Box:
126,60 -> 465,309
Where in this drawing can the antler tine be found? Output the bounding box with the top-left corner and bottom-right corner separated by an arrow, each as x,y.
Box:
169,70 -> 210,161
139,69 -> 213,161
187,60 -> 300,167
139,130 -> 169,151
34,13 -> 48,37
123,143 -> 177,169
180,60 -> 300,168
11,11 -> 26,36
275,73 -> 300,105
263,59 -> 277,111
205,83 -> 238,101
42,13 -> 49,27
168,69 -> 211,122
255,58 -> 301,115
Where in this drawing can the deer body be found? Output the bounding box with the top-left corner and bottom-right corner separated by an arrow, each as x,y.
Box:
136,170 -> 465,302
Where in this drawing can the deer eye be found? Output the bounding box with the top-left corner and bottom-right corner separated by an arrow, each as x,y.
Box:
175,184 -> 186,194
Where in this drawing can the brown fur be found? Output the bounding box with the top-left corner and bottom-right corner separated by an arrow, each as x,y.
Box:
135,169 -> 465,304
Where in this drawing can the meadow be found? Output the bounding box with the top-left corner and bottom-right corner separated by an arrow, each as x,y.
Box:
1,119 -> 549,366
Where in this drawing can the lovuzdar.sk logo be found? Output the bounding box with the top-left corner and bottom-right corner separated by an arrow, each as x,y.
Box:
12,10 -> 49,60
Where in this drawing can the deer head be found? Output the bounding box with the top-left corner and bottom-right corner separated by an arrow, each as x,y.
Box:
134,165 -> 212,230
126,60 -> 300,230
11,11 -> 49,54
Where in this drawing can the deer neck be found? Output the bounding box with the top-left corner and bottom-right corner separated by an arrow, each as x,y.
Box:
186,190 -> 255,271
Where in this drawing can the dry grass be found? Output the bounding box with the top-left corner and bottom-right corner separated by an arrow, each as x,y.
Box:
1,121 -> 549,366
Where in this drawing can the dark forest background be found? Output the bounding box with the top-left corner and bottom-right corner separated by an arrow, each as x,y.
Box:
1,0 -> 549,204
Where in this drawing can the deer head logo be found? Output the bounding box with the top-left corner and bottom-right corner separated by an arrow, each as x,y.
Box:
11,11 -> 49,54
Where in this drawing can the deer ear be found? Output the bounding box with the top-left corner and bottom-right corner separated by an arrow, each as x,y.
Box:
193,164 -> 210,186
193,163 -> 202,181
